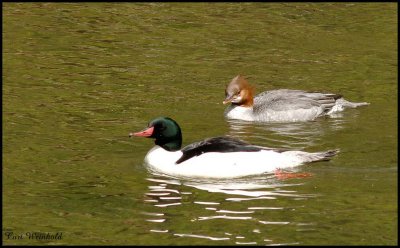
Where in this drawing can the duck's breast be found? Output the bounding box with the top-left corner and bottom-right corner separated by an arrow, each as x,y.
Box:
224,105 -> 255,121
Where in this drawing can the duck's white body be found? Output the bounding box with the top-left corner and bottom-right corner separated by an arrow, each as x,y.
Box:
224,90 -> 369,123
132,117 -> 338,179
144,146 -> 335,178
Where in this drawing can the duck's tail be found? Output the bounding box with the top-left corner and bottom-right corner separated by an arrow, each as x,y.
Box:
309,149 -> 340,162
326,98 -> 369,114
286,149 -> 340,163
338,98 -> 370,108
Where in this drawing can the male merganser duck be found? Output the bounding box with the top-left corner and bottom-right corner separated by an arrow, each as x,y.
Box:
130,117 -> 339,178
223,75 -> 369,122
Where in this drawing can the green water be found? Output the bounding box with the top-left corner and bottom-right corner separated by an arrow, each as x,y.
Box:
3,3 -> 397,245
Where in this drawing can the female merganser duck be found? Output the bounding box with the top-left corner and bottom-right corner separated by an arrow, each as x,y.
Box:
130,117 -> 339,178
223,75 -> 369,122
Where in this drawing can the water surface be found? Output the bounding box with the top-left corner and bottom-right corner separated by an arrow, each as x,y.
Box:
3,3 -> 397,245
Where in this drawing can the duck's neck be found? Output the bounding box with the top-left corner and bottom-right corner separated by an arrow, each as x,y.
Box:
155,136 -> 182,152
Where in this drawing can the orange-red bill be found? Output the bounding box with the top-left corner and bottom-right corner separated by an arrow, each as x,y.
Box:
130,126 -> 154,137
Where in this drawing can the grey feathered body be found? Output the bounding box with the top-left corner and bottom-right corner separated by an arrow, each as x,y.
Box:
224,89 -> 369,122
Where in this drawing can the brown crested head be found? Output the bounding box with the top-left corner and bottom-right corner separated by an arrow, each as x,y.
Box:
223,75 -> 254,107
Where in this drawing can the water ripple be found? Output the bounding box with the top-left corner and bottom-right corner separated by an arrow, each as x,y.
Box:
197,215 -> 253,221
174,233 -> 230,241
226,117 -> 347,150
141,173 -> 316,245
